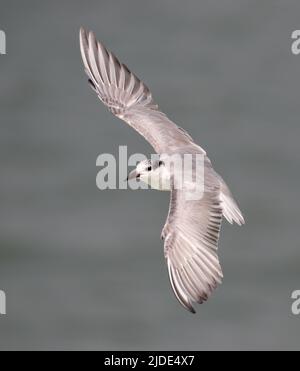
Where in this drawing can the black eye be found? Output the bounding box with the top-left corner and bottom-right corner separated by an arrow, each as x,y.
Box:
147,166 -> 152,171
158,160 -> 164,167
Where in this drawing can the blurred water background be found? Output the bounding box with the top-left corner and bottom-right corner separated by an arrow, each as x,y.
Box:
0,0 -> 300,350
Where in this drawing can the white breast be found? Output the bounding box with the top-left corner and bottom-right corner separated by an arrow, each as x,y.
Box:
142,166 -> 171,191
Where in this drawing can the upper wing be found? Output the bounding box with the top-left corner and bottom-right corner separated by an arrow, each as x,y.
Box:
162,180 -> 223,313
79,28 -> 204,154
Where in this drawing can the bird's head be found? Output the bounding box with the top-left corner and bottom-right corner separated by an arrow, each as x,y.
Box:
127,159 -> 171,190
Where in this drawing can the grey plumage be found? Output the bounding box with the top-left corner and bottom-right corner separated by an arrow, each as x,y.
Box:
79,28 -> 203,155
79,28 -> 245,313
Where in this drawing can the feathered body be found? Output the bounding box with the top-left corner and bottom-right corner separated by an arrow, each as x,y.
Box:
80,28 -> 244,313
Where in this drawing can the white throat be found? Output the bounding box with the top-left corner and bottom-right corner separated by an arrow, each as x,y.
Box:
140,166 -> 171,191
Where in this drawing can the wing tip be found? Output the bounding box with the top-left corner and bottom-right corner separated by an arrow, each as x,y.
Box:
79,26 -> 85,35
79,26 -> 87,45
189,306 -> 197,314
79,27 -> 100,55
167,260 -> 197,314
167,259 -> 223,314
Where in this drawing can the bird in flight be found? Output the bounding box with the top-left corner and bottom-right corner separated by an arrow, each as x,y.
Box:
79,28 -> 245,313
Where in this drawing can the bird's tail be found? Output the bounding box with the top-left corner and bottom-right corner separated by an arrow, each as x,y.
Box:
219,177 -> 245,226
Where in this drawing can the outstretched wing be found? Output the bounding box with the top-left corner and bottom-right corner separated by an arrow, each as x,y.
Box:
162,179 -> 224,313
79,28 -> 204,155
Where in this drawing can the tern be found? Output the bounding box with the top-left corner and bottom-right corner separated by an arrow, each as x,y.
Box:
79,28 -> 245,313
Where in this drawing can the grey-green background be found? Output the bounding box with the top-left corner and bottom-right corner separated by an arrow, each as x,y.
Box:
0,0 -> 299,350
